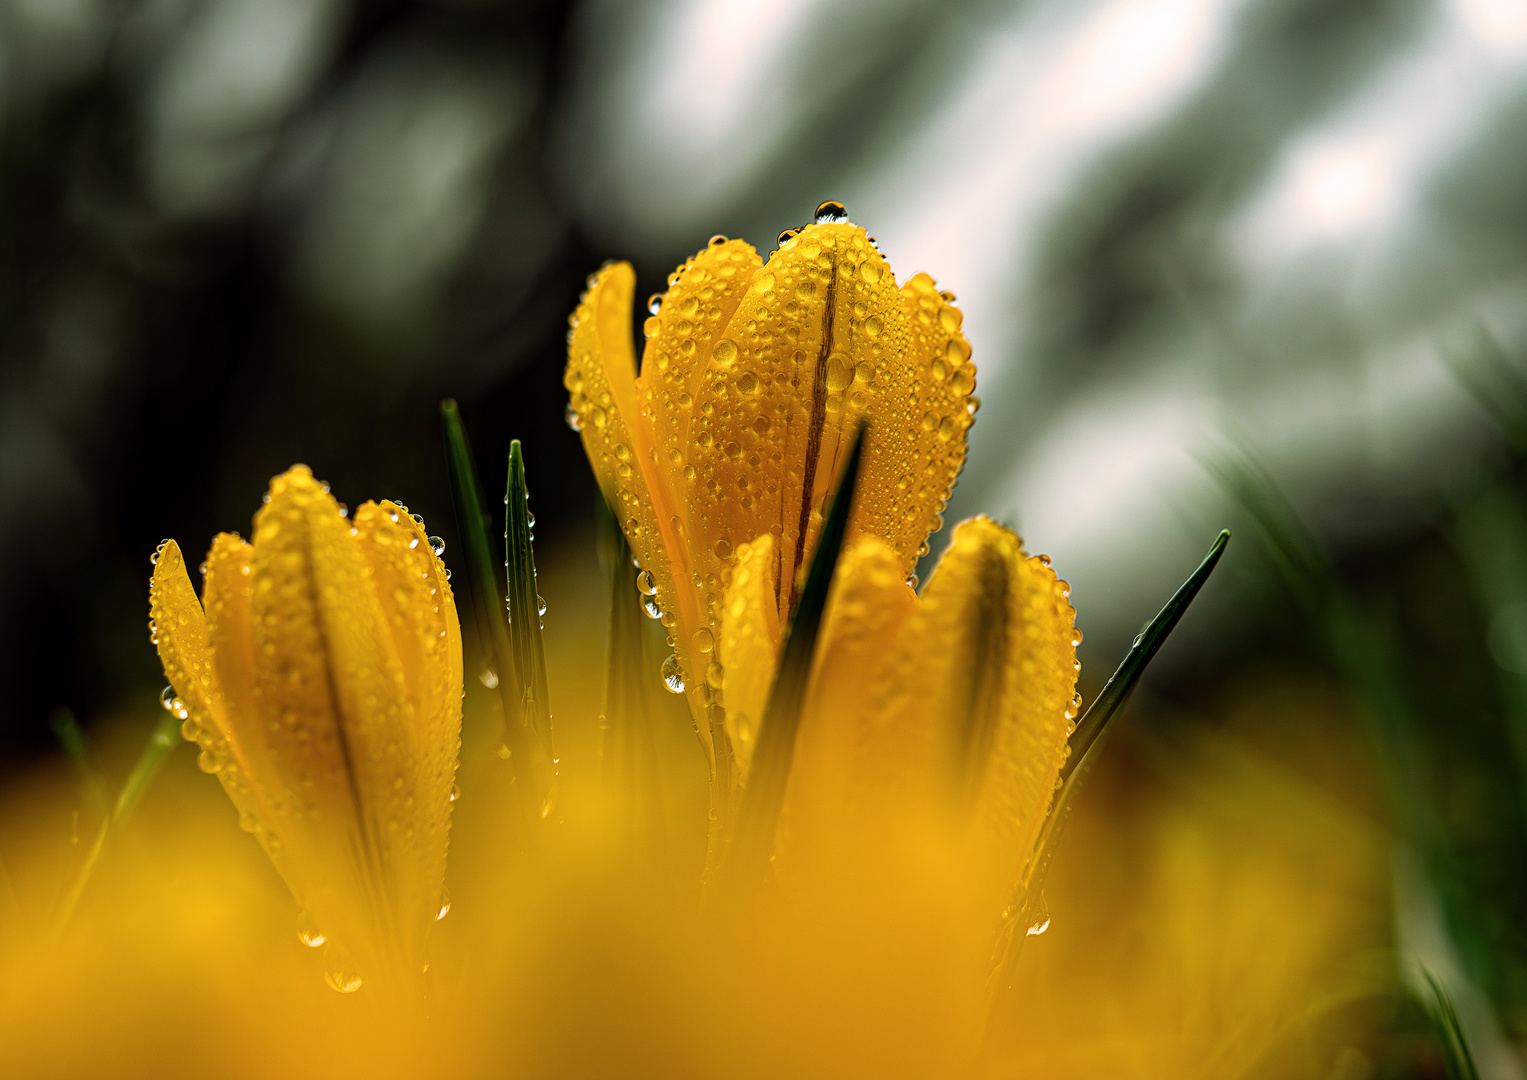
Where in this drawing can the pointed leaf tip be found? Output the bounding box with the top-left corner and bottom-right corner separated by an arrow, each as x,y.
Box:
1062,528 -> 1229,783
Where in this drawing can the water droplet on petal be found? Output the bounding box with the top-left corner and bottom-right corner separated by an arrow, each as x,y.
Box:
647,293 -> 664,315
428,536 -> 446,557
636,570 -> 657,596
537,595 -> 548,617
565,404 -> 582,432
159,686 -> 177,712
643,596 -> 662,620
323,942 -> 363,993
814,200 -> 849,224
436,889 -> 452,921
297,911 -> 326,948
661,654 -> 686,694
478,664 -> 499,689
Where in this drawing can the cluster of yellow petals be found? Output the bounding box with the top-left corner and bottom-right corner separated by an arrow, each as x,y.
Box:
149,465 -> 462,985
564,216 -> 987,804
719,521 -> 1078,911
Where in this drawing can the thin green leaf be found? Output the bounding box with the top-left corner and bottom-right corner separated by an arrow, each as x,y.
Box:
1060,529 -> 1229,786
598,497 -> 669,860
54,710 -> 179,935
726,421 -> 869,880
1421,968 -> 1482,1080
1443,323 -> 1527,454
48,707 -> 109,815
440,399 -> 541,812
985,529 -> 1230,1037
505,440 -> 551,743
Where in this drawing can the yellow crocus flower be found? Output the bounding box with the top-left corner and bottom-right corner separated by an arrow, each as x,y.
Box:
564,204 -> 979,809
148,464 -> 462,989
727,520 -> 1078,897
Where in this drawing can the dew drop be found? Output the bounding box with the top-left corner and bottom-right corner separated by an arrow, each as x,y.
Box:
196,749 -> 220,774
713,339 -> 739,369
709,234 -> 728,247
297,911 -> 326,948
323,942 -> 363,993
643,596 -> 662,620
1026,916 -> 1051,937
478,664 -> 499,689
753,271 -> 775,294
428,536 -> 445,557
436,889 -> 452,921
636,570 -> 657,596
537,595 -> 548,617
661,654 -> 686,694
814,200 -> 848,224
450,783 -> 461,803
565,404 -> 582,432
693,627 -> 714,654
647,293 -> 664,315
159,685 -> 177,712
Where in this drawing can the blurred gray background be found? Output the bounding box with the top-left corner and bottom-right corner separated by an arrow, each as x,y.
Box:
2,0 -> 1525,759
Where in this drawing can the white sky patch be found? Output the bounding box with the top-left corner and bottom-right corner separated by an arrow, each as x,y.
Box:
591,0 -> 831,229
856,0 -> 1243,394
1235,1 -> 1527,265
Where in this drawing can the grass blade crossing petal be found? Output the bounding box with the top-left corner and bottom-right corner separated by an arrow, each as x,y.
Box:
726,421 -> 870,880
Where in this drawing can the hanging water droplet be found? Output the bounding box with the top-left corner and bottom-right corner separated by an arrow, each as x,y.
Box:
647,293 -> 664,315
537,595 -> 548,616
565,404 -> 582,432
436,888 -> 451,921
660,654 -> 686,694
450,783 -> 460,803
636,570 -> 657,596
428,535 -> 445,557
159,686 -> 177,712
1026,891 -> 1051,936
478,664 -> 499,689
814,200 -> 849,223
527,512 -> 536,530
323,941 -> 363,993
296,911 -> 326,948
643,596 -> 662,620
905,573 -> 919,590
444,569 -> 452,581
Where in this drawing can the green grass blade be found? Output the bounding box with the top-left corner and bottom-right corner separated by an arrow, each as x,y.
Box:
1421,968 -> 1482,1080
505,440 -> 551,744
985,529 -> 1229,1039
440,400 -> 541,812
726,422 -> 868,880
53,709 -> 180,935
598,497 -> 670,860
1059,529 -> 1229,786
48,707 -> 109,815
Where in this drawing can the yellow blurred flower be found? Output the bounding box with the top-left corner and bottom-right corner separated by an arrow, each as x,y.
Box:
565,204 -> 981,822
746,520 -> 1081,896
148,464 -> 462,989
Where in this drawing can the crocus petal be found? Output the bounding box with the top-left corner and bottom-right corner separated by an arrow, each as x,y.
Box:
779,536 -> 916,861
149,539 -> 216,733
565,263 -> 715,756
718,533 -> 782,779
865,272 -> 975,566
349,499 -> 462,944
867,517 -> 1079,885
638,238 -> 763,524
199,534 -> 292,852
